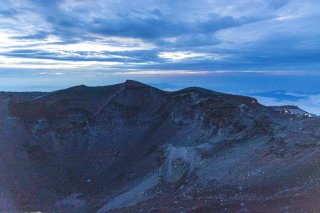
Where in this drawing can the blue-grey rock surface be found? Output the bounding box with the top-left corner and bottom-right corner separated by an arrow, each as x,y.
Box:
1,80 -> 320,212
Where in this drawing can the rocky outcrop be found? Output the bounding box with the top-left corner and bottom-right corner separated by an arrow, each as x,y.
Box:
158,145 -> 200,185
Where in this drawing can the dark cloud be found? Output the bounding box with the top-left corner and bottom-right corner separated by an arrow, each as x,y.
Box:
10,31 -> 49,40
0,9 -> 19,17
89,13 -> 246,41
267,0 -> 291,9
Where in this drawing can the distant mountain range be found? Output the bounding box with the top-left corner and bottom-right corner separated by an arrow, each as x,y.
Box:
1,81 -> 320,212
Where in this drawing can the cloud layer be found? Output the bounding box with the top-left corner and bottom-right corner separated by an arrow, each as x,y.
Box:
0,0 -> 320,73
253,91 -> 320,115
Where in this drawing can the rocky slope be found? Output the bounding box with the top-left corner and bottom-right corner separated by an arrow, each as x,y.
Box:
1,80 -> 320,212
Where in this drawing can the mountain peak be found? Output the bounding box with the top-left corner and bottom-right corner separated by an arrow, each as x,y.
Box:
124,80 -> 148,88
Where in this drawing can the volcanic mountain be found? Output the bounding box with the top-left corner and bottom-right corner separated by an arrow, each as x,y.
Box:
1,80 -> 320,212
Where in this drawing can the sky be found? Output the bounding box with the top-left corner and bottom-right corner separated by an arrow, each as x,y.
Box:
0,0 -> 320,113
